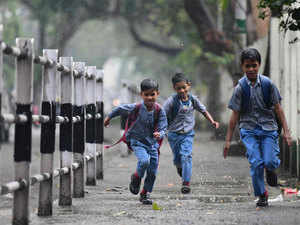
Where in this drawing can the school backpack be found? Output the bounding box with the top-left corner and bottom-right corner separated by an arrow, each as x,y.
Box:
104,103 -> 164,153
167,94 -> 196,126
239,75 -> 282,134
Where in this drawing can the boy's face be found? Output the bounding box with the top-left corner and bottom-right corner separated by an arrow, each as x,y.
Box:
174,81 -> 190,99
241,59 -> 260,82
140,89 -> 159,108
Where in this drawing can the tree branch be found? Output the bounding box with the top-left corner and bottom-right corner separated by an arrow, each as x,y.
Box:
128,20 -> 181,56
184,0 -> 233,54
19,0 -> 37,11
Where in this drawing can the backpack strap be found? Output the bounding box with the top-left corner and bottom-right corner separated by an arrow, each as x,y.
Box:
153,103 -> 163,155
239,75 -> 272,112
153,103 -> 162,132
259,75 -> 272,109
168,94 -> 195,124
239,76 -> 250,112
104,103 -> 141,150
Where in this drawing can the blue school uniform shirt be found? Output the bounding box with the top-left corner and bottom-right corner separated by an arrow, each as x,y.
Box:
108,101 -> 167,146
163,94 -> 206,133
228,74 -> 282,131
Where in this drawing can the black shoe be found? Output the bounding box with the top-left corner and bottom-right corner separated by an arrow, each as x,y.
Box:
129,173 -> 141,195
176,167 -> 182,177
266,169 -> 278,187
256,191 -> 268,207
139,193 -> 153,205
181,182 -> 191,194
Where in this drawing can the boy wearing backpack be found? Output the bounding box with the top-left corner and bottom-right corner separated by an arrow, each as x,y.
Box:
223,48 -> 292,208
163,73 -> 219,194
104,78 -> 167,205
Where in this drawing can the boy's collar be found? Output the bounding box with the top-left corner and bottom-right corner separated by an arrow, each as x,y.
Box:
245,74 -> 261,86
175,93 -> 191,100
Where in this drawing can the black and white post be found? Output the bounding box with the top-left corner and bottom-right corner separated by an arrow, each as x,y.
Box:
38,49 -> 58,216
73,62 -> 86,197
0,25 -> 3,147
59,57 -> 74,206
96,69 -> 104,179
13,38 -> 34,225
85,66 -> 97,185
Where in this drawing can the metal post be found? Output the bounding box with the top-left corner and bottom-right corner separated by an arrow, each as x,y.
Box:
38,49 -> 58,216
297,36 -> 300,179
96,69 -> 104,179
59,57 -> 73,206
13,38 -> 34,225
0,25 -> 3,147
85,66 -> 97,185
289,31 -> 298,175
282,31 -> 290,171
73,62 -> 86,197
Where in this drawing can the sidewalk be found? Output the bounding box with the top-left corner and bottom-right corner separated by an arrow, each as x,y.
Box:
19,132 -> 300,224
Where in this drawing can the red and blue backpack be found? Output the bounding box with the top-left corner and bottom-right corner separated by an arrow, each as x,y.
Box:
104,103 -> 164,153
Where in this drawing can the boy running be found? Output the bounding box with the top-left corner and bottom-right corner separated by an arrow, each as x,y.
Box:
163,73 -> 219,194
224,48 -> 292,208
104,78 -> 167,204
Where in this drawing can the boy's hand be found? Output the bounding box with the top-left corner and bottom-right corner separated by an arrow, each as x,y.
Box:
153,132 -> 161,139
104,117 -> 110,127
212,121 -> 220,129
283,131 -> 292,147
223,141 -> 230,159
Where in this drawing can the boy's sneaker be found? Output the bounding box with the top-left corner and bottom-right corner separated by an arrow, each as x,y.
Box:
181,182 -> 191,194
256,191 -> 268,207
139,193 -> 153,205
129,173 -> 141,195
266,169 -> 278,187
176,167 -> 182,177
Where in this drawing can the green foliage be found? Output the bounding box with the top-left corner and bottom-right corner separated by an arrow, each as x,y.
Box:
258,0 -> 300,32
1,0 -> 22,90
204,52 -> 234,66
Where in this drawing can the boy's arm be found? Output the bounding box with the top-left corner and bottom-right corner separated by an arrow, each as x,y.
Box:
202,111 -> 219,129
104,103 -> 136,127
223,110 -> 239,158
274,103 -> 292,146
162,97 -> 172,119
193,96 -> 219,128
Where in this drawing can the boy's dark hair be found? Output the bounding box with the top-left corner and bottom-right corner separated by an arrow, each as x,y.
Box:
240,48 -> 261,64
140,78 -> 159,92
172,73 -> 189,86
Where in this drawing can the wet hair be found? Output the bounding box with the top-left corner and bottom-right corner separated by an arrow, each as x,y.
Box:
140,78 -> 159,92
172,73 -> 189,86
240,48 -> 261,64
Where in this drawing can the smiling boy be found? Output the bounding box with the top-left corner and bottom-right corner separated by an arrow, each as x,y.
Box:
163,73 -> 219,194
223,48 -> 292,208
104,78 -> 167,204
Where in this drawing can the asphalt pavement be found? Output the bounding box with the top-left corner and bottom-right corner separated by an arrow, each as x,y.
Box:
1,127 -> 300,225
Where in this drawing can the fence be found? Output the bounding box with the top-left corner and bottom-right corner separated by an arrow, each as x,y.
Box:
0,25 -> 104,225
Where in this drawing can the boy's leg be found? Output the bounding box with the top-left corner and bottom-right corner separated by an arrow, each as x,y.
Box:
129,140 -> 150,195
180,131 -> 194,187
168,132 -> 182,177
143,146 -> 159,193
261,130 -> 280,186
132,141 -> 151,178
174,131 -> 194,194
140,145 -> 159,205
167,132 -> 181,168
240,128 -> 265,197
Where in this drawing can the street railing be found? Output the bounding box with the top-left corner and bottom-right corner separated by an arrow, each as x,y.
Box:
0,25 -> 104,225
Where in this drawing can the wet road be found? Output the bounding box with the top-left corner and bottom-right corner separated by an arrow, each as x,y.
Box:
1,126 -> 300,225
